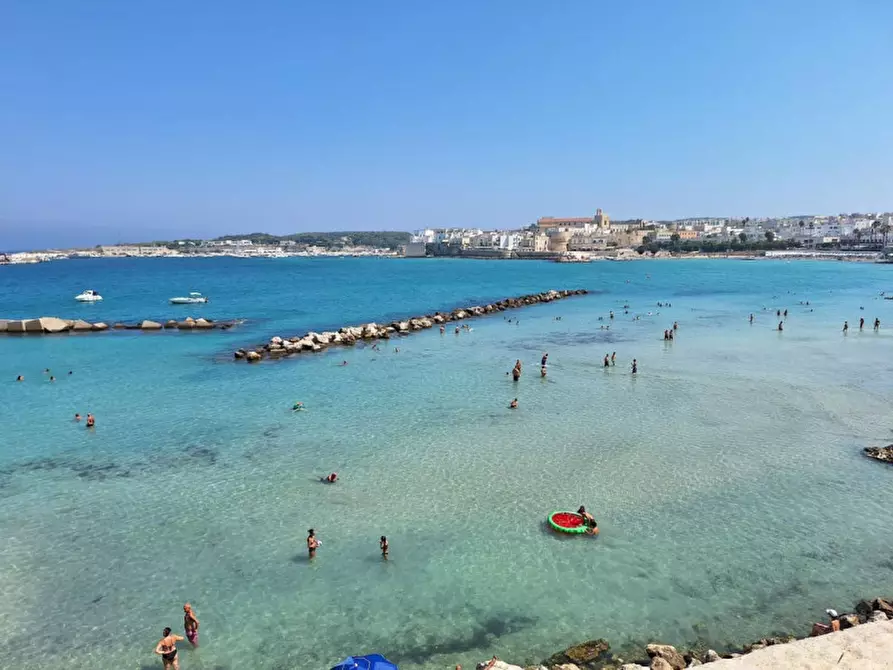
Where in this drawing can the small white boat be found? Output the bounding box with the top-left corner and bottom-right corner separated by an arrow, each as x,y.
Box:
75,289 -> 103,302
169,291 -> 209,305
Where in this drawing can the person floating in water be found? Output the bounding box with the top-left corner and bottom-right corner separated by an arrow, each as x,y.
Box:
509,398 -> 518,409
874,318 -> 880,332
307,529 -> 320,559
611,352 -> 616,366
604,354 -> 610,367
323,472 -> 337,483
631,359 -> 638,374
74,413 -> 82,422
577,505 -> 598,534
842,321 -> 848,334
49,376 -> 56,382
86,413 -> 95,428
777,321 -> 783,332
292,401 -> 304,411
16,375 -> 24,382
183,603 -> 199,648
155,627 -> 184,670
860,317 -> 865,330
540,366 -> 547,377
380,535 -> 389,559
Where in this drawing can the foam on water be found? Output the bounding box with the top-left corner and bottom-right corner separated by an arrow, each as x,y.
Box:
1,258 -> 893,669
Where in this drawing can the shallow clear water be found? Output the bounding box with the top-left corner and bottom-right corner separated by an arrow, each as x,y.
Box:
2,257 -> 892,669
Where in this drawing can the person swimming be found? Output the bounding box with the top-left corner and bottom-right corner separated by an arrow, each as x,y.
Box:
540,366 -> 547,377
541,353 -> 548,366
380,535 -> 389,559
85,413 -> 95,428
577,505 -> 598,533
323,472 -> 337,483
292,402 -> 304,411
509,398 -> 518,409
16,375 -> 24,382
440,326 -> 445,334
74,413 -> 82,422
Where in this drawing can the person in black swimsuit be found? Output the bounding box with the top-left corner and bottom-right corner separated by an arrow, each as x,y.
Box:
155,627 -> 184,670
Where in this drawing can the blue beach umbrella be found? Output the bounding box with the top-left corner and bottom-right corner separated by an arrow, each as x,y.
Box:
330,654 -> 398,670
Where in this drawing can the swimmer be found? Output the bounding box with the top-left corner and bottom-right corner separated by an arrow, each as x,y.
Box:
843,321 -> 848,334
86,413 -> 95,428
609,311 -> 614,319
68,371 -> 73,375
631,359 -> 638,374
509,398 -> 518,409
394,348 -> 399,353
49,376 -> 56,382
155,627 -> 184,670
577,505 -> 598,533
340,360 -> 348,366
455,327 -> 460,334
611,352 -> 616,366
16,375 -> 24,382
307,529 -> 319,559
380,535 -> 389,559
440,326 -> 445,334
292,402 -> 304,411
43,368 -> 50,374
74,413 -> 82,422
323,472 -> 337,483
540,366 -> 547,377
183,603 -> 199,648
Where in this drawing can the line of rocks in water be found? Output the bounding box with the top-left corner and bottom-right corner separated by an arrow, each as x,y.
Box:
0,316 -> 242,334
474,596 -> 893,669
233,289 -> 588,362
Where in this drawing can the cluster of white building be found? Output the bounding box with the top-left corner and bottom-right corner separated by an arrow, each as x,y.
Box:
410,210 -> 893,253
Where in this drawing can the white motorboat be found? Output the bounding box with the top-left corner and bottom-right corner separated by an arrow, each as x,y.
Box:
75,289 -> 103,302
169,291 -> 209,305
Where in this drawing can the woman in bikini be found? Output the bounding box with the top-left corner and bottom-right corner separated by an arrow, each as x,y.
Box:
155,627 -> 184,670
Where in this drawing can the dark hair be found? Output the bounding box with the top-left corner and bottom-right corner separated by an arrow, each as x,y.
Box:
308,529 -> 314,535
578,505 -> 586,513
163,627 -> 171,636
380,536 -> 386,542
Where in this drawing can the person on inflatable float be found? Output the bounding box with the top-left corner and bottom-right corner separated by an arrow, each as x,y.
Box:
577,505 -> 598,534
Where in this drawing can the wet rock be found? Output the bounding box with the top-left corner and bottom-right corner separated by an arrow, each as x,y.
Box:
113,323 -> 128,329
270,336 -> 283,345
856,600 -> 874,617
704,650 -> 719,663
140,320 -> 162,330
476,661 -> 523,670
233,349 -> 246,359
873,597 -> 893,617
92,322 -> 108,331
246,351 -> 262,362
193,317 -> 213,329
178,318 -> 196,329
546,639 -> 609,667
650,659 -> 673,670
869,611 -> 889,622
686,660 -> 702,667
165,320 -> 178,329
645,644 -> 685,670
863,445 -> 893,464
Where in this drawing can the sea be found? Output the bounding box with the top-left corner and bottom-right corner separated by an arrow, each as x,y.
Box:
1,257 -> 892,670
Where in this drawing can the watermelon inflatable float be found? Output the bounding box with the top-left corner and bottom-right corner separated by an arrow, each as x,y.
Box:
548,510 -> 598,535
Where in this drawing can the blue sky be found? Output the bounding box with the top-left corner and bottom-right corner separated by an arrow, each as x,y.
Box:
1,1 -> 892,248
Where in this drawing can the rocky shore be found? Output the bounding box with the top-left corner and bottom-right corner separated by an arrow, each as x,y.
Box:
473,596 -> 893,670
863,444 -> 893,464
0,316 -> 242,334
232,288 -> 588,362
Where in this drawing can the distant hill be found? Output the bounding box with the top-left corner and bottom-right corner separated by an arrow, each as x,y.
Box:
213,231 -> 412,249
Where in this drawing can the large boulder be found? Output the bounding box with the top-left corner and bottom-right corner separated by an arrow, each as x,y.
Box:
164,320 -> 178,329
38,317 -> 71,333
71,319 -> 93,331
838,613 -> 860,629
246,351 -> 262,362
92,322 -> 108,331
233,349 -> 246,359
546,639 -> 609,667
193,318 -> 213,329
270,336 -> 283,345
645,644 -> 686,670
0,319 -> 9,332
178,317 -> 197,329
5,320 -> 26,333
650,659 -> 674,670
869,611 -> 889,622
873,598 -> 893,617
864,445 -> 893,463
704,650 -> 720,663
140,320 -> 163,330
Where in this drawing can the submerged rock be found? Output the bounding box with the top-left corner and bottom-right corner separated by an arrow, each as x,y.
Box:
863,445 -> 893,464
546,639 -> 609,667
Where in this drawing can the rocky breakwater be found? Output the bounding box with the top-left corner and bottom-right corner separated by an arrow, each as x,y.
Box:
233,289 -> 588,362
0,316 -> 242,334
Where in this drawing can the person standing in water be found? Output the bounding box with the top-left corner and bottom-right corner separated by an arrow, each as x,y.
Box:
380,536 -> 389,559
509,398 -> 518,409
603,354 -> 610,367
541,352 -> 548,367
86,413 -> 95,428
874,318 -> 881,332
843,321 -> 848,334
777,321 -> 783,331
749,314 -> 754,324
540,366 -> 547,377
183,603 -> 199,648
611,352 -> 616,366
631,359 -> 638,374
155,627 -> 184,670
307,529 -> 319,559
859,317 -> 865,331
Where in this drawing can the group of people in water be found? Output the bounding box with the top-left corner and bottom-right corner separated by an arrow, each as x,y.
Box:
154,603 -> 199,670
843,317 -> 880,334
304,526 -> 389,561
14,369 -> 96,427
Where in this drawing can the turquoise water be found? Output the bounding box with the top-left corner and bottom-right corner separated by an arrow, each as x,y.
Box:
2,257 -> 893,670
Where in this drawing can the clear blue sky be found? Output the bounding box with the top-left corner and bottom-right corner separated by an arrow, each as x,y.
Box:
1,1 -> 892,248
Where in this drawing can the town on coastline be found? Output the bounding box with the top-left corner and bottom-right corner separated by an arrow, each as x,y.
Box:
3,210 -> 893,264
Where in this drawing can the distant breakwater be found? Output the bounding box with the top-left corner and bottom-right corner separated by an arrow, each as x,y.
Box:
233,288 -> 588,362
0,316 -> 243,334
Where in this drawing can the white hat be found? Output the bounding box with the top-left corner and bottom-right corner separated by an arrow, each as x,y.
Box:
825,609 -> 838,618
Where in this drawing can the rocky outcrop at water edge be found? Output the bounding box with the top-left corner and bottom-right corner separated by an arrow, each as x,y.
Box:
234,288 -> 588,362
0,316 -> 243,334
863,445 -> 893,464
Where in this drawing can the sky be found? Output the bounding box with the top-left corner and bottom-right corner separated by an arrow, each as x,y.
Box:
1,1 -> 892,249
